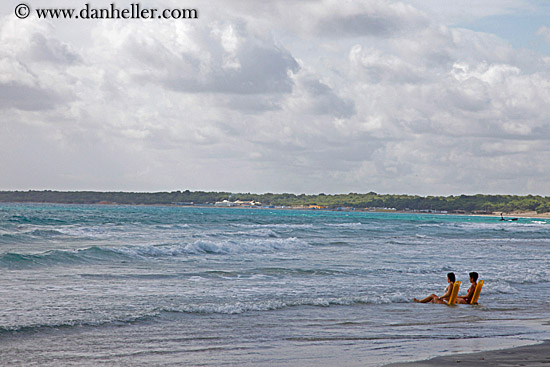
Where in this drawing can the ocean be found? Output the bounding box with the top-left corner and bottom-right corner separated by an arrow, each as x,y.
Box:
1,203 -> 549,366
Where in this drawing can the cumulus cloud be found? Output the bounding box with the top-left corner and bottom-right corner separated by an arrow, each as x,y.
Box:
0,16 -> 77,111
304,0 -> 429,38
87,17 -> 299,99
289,72 -> 355,118
349,45 -> 426,84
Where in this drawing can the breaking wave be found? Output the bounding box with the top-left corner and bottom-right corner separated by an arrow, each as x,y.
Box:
0,237 -> 308,269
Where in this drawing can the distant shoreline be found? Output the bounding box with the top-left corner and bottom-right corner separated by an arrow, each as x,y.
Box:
2,199 -> 549,219
1,190 -> 549,217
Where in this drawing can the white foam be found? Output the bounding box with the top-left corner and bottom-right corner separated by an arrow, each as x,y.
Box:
232,228 -> 280,238
233,223 -> 315,230
163,294 -> 411,315
484,282 -> 519,295
456,221 -> 549,232
325,222 -> 363,228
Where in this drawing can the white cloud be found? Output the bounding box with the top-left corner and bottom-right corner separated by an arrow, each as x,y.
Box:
0,16 -> 77,110
89,18 -> 299,96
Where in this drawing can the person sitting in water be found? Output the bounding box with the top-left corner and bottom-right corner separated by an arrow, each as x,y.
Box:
414,272 -> 456,304
456,272 -> 478,304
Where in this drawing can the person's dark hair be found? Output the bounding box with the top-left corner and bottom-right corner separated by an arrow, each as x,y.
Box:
447,272 -> 456,282
469,272 -> 479,282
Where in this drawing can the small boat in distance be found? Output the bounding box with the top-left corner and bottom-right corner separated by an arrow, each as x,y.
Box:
500,213 -> 519,221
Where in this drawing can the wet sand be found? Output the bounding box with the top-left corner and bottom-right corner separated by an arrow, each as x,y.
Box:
386,341 -> 550,367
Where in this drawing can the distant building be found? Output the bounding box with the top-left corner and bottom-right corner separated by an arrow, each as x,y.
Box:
215,200 -> 261,207
234,200 -> 261,206
215,200 -> 236,207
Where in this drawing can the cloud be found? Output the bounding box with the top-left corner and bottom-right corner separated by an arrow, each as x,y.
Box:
349,45 -> 426,84
250,0 -> 429,39
307,0 -> 428,38
0,16 -> 77,111
289,72 -> 356,118
536,26 -> 550,43
406,0 -> 534,24
89,19 -> 299,97
0,82 -> 67,111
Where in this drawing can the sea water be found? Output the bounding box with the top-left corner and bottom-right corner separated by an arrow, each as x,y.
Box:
1,203 -> 549,366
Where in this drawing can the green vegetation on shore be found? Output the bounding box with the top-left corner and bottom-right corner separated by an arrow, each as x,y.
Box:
1,190 -> 550,214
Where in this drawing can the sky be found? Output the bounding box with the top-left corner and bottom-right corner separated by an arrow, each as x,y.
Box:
1,0 -> 550,196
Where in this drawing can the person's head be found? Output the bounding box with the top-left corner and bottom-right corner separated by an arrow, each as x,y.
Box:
447,272 -> 456,283
469,272 -> 479,282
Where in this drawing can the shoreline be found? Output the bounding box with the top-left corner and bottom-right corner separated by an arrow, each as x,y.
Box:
1,201 -> 550,219
385,340 -> 550,367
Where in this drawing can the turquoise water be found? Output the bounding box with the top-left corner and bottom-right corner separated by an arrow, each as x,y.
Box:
1,203 -> 549,366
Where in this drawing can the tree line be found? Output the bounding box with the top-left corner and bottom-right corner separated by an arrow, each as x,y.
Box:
1,190 -> 549,213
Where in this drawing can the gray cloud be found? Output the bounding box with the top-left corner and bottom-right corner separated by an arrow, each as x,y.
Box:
296,74 -> 356,118
349,45 -> 428,84
23,33 -> 80,64
164,43 -> 299,95
313,2 -> 429,38
97,20 -> 299,97
0,82 -> 66,111
0,16 -> 77,111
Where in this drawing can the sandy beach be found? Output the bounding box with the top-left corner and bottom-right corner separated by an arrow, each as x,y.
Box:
386,341 -> 550,367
